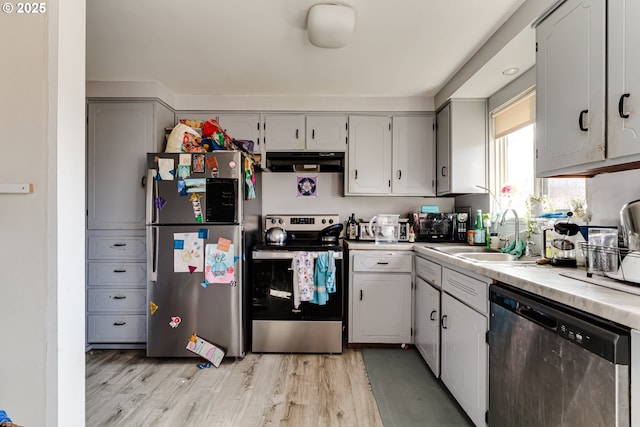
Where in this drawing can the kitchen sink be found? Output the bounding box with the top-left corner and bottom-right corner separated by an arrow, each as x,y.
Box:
456,252 -> 517,262
430,245 -> 499,254
428,244 -> 538,263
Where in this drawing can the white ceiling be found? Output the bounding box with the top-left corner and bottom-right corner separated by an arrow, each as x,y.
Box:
86,0 -> 531,100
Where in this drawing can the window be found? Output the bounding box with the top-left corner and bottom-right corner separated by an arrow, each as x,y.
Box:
490,90 -> 586,219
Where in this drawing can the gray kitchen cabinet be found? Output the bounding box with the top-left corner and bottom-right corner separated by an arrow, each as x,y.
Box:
217,113 -> 261,154
440,266 -> 490,427
607,1 -> 640,160
264,114 -> 347,152
87,101 -> 173,230
346,115 -> 392,195
348,250 -> 413,344
535,0 -> 605,177
86,99 -> 174,348
347,115 -> 434,196
392,115 -> 436,196
535,0 -> 640,176
414,255 -> 441,377
435,100 -> 486,195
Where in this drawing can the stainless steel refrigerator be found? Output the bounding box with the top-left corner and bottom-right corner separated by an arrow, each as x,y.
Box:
145,151 -> 260,358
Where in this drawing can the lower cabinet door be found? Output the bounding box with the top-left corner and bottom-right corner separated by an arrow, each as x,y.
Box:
87,315 -> 147,343
415,277 -> 440,376
441,292 -> 488,427
351,273 -> 412,343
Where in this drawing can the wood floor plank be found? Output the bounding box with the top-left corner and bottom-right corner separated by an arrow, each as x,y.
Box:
86,349 -> 383,427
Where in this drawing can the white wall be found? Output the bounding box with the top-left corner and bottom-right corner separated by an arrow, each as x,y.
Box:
260,172 -> 454,224
0,0 -> 85,425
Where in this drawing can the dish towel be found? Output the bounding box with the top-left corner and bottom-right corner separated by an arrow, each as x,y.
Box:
502,238 -> 526,259
292,251 -> 314,309
311,251 -> 336,305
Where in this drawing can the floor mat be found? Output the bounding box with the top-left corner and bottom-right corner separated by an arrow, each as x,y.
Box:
361,348 -> 472,427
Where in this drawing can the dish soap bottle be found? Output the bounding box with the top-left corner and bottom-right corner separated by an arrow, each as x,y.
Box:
474,209 -> 485,246
347,213 -> 358,240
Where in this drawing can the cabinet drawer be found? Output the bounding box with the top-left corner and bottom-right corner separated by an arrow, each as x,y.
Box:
88,236 -> 146,260
415,256 -> 441,287
442,267 -> 490,315
352,252 -> 413,272
87,289 -> 147,313
88,262 -> 146,288
87,315 -> 147,343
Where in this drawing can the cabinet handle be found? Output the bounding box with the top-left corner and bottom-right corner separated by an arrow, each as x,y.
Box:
360,290 -> 363,301
619,94 -> 631,119
113,321 -> 127,326
312,129 -> 315,139
376,261 -> 389,265
141,175 -> 147,188
354,170 -> 358,180
441,166 -> 447,177
111,243 -> 127,248
113,295 -> 127,300
430,310 -> 437,321
113,269 -> 127,273
441,314 -> 448,329
397,170 -> 402,180
296,129 -> 299,139
578,109 -> 589,131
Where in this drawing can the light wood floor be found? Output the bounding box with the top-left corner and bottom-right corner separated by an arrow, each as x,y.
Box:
86,349 -> 383,427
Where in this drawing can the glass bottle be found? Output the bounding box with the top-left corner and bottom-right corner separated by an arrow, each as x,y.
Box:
474,209 -> 485,245
347,213 -> 358,240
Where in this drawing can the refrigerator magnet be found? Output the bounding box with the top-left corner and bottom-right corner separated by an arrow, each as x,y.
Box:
169,316 -> 182,328
177,164 -> 190,179
192,154 -> 205,173
149,301 -> 159,315
158,158 -> 175,180
154,197 -> 167,209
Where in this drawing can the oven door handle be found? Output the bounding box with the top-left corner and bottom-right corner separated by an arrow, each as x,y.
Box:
252,251 -> 343,260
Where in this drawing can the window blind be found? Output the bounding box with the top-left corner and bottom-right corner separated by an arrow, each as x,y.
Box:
492,92 -> 536,139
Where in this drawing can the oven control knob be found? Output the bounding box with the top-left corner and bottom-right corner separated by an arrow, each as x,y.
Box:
328,219 -> 334,224
322,219 -> 326,224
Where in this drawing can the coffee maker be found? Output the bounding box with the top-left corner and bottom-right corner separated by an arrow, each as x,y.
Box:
543,213 -> 580,267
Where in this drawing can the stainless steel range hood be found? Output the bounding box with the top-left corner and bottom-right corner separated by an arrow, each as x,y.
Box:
265,152 -> 344,172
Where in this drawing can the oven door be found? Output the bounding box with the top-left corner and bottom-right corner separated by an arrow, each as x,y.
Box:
251,250 -> 343,321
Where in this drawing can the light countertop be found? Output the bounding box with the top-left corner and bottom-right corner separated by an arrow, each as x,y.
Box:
345,240 -> 640,330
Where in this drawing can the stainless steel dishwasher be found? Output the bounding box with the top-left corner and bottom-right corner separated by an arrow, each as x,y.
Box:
488,283 -> 630,427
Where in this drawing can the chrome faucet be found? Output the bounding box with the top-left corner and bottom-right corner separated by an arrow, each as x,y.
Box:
499,208 -> 520,246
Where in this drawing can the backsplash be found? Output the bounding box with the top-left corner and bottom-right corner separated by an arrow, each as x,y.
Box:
588,169 -> 640,226
260,172 -> 455,225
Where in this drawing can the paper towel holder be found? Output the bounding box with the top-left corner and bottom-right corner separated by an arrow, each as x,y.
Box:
307,3 -> 356,49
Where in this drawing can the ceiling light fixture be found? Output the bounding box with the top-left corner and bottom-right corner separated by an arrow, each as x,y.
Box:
307,3 -> 356,49
502,67 -> 520,76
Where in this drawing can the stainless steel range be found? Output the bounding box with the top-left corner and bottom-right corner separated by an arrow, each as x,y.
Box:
251,214 -> 344,353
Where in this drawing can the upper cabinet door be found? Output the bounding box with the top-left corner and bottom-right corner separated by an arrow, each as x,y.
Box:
306,115 -> 348,152
535,0 -> 605,176
217,114 -> 261,154
347,116 -> 392,195
608,0 -> 640,159
392,115 -> 435,196
87,102 -> 156,230
264,115 -> 306,151
436,104 -> 451,195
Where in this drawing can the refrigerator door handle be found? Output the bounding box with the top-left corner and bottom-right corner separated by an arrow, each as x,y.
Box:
145,169 -> 157,225
147,225 -> 158,282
